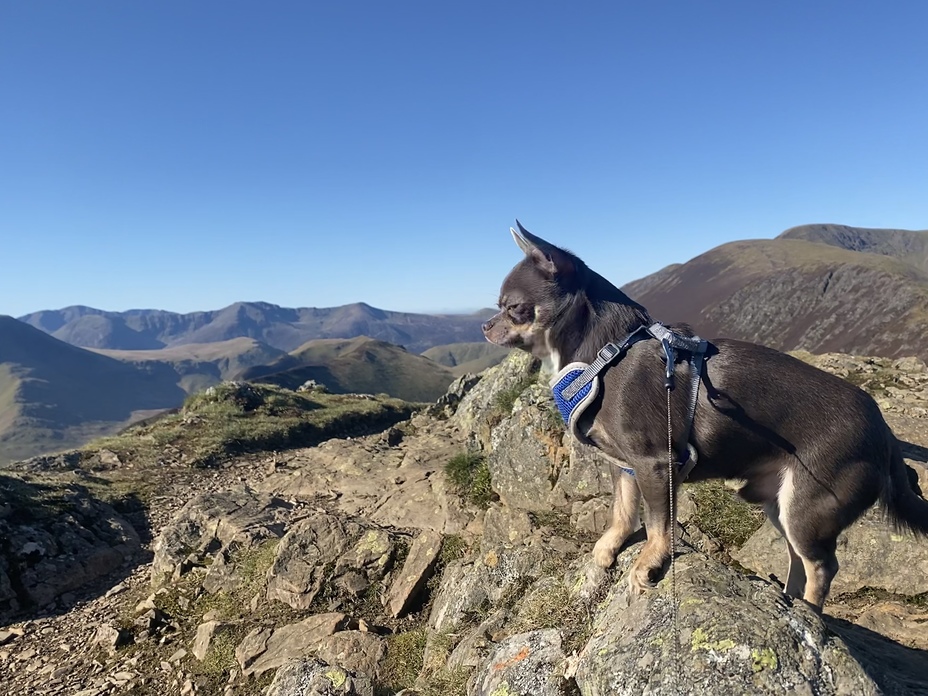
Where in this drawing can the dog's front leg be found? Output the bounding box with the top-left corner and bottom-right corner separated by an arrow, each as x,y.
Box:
593,467 -> 641,568
629,461 -> 675,595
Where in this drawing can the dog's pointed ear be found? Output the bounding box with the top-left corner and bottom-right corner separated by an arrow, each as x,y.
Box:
511,221 -> 574,279
510,226 -> 535,255
515,219 -> 553,251
529,245 -> 574,278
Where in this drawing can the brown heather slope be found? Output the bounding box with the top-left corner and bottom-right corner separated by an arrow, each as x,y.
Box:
621,238 -> 928,360
240,336 -> 457,402
779,223 -> 928,271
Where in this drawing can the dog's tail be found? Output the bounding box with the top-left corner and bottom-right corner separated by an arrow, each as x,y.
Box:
880,438 -> 928,536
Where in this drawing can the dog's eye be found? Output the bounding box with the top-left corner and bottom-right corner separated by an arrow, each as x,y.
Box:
507,304 -> 533,324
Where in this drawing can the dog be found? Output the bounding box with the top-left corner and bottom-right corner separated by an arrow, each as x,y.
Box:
482,221 -> 928,610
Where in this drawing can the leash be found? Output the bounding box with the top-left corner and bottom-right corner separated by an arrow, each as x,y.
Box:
660,338 -> 682,694
666,382 -> 681,694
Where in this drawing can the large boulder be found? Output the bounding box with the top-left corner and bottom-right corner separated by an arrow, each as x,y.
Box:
449,351 -> 540,449
266,658 -> 375,696
571,547 -> 879,696
456,540 -> 885,696
0,475 -> 140,620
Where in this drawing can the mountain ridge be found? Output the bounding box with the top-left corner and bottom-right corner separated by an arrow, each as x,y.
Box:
18,302 -> 495,354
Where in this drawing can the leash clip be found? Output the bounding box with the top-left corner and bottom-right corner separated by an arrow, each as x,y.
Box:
661,338 -> 676,391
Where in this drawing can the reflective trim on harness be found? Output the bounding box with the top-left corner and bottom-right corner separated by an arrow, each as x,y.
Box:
549,322 -> 709,479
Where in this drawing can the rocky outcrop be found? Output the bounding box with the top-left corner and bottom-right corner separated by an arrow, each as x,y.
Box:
0,475 -> 140,621
266,659 -> 375,696
3,350 -> 928,696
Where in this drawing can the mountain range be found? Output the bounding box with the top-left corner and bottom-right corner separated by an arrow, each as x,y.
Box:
18,301 -> 494,354
5,222 -> 928,464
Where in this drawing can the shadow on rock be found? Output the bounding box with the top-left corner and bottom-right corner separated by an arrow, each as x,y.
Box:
0,473 -> 145,624
824,615 -> 928,696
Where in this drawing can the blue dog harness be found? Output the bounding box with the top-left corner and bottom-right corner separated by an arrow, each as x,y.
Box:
550,322 -> 708,478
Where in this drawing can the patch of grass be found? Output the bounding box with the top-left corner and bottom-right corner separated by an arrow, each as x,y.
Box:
491,374 -> 537,419
439,535 -> 469,565
419,666 -> 471,696
445,452 -> 497,509
414,631 -> 470,696
89,383 -> 415,468
379,628 -> 428,694
687,481 -> 765,548
197,624 -> 246,682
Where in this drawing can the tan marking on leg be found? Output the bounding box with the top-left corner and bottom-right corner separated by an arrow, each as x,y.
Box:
593,471 -> 640,568
629,532 -> 671,595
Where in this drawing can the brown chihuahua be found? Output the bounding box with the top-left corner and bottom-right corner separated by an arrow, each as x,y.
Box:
483,221 -> 928,609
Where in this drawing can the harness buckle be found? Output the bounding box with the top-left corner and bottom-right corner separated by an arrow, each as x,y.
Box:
597,343 -> 621,363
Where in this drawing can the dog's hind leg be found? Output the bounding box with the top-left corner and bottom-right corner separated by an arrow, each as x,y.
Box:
763,501 -> 806,598
777,468 -> 840,611
593,467 -> 641,568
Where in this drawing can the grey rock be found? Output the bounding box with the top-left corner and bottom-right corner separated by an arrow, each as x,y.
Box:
450,351 -> 540,449
428,373 -> 482,420
93,624 -> 132,654
336,528 -> 394,581
235,612 -> 349,677
487,384 -> 568,512
733,462 -> 928,597
446,609 -> 510,671
429,543 -> 551,635
570,498 -> 611,535
266,658 -> 374,696
192,620 -> 229,661
257,428 -> 471,534
388,529 -> 443,618
0,476 -> 140,620
315,631 -> 386,682
472,629 -> 571,696
482,504 -> 535,549
574,545 -> 880,696
553,440 -> 615,503
150,487 -> 291,587
266,514 -> 352,610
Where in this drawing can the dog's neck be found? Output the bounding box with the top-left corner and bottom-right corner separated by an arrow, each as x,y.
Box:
547,269 -> 651,370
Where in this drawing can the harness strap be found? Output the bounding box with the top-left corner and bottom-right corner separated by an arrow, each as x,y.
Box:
561,326 -> 650,401
550,321 -> 709,481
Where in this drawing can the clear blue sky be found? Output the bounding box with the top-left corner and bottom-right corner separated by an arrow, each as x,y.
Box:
2,1 -> 927,318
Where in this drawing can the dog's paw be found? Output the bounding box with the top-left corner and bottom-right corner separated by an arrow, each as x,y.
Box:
592,536 -> 619,568
628,563 -> 658,595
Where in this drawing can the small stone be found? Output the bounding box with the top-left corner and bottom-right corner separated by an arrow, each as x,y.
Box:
105,583 -> 127,598
0,630 -> 19,646
169,648 -> 187,663
135,596 -> 157,614
181,679 -> 195,695
192,621 -> 227,661
93,625 -> 132,654
16,647 -> 37,661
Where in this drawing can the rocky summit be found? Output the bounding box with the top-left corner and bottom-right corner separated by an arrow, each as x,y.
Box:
1,350 -> 927,695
